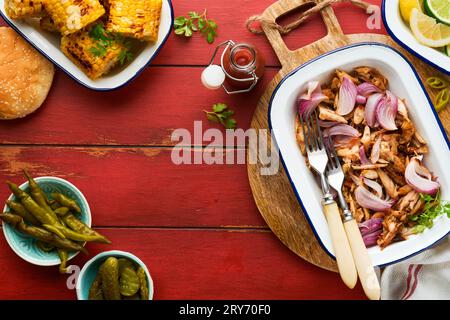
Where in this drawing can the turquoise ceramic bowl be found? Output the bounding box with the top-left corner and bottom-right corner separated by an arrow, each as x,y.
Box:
2,177 -> 91,266
77,250 -> 154,300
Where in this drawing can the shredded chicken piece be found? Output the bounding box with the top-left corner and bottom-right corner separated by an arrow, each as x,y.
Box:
361,126 -> 371,148
377,169 -> 398,199
352,163 -> 388,170
318,106 -> 347,123
353,105 -> 365,125
361,169 -> 378,179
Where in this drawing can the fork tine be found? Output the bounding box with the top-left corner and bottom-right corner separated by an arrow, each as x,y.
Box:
299,114 -> 310,152
327,136 -> 341,169
314,110 -> 324,149
306,114 -> 318,151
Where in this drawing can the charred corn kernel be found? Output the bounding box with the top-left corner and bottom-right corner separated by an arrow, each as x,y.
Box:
61,24 -> 124,79
4,0 -> 43,19
106,0 -> 162,42
44,0 -> 105,35
40,15 -> 58,33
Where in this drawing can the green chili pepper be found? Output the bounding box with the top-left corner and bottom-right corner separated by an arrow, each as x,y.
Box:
61,213 -> 111,244
0,213 -> 88,254
36,241 -> 55,252
23,170 -> 59,221
42,224 -> 67,239
426,76 -> 448,89
88,273 -> 104,300
7,181 -> 59,226
57,249 -> 69,274
6,200 -> 40,225
52,223 -> 107,243
435,88 -> 449,111
51,193 -> 81,214
54,207 -> 70,217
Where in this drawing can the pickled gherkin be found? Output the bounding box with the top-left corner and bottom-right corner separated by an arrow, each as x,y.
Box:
137,266 -> 149,300
88,273 -> 104,300
89,257 -> 150,300
119,266 -> 140,297
100,257 -> 121,300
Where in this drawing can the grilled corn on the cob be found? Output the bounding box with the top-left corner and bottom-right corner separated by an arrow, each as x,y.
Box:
4,0 -> 43,19
44,0 -> 106,35
106,0 -> 162,42
40,15 -> 58,33
61,24 -> 124,79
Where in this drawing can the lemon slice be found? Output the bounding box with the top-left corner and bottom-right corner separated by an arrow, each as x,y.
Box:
424,0 -> 450,25
400,0 -> 423,23
410,8 -> 450,47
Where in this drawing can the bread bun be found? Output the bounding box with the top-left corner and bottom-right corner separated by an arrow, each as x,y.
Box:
0,27 -> 54,120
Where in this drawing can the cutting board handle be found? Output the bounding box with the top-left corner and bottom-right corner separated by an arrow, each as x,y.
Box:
260,0 -> 352,68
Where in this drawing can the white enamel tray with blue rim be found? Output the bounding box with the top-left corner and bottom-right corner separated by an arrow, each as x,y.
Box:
0,0 -> 174,91
269,43 -> 450,267
382,0 -> 450,75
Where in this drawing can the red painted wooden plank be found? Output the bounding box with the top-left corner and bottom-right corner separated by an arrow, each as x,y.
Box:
153,0 -> 385,66
0,228 -> 366,299
0,0 -> 385,68
0,68 -> 276,146
0,147 -> 267,227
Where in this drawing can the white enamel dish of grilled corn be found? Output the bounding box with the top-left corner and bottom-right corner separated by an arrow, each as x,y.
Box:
0,0 -> 174,91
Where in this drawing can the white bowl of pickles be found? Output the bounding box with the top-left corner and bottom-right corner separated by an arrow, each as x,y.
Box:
77,250 -> 154,300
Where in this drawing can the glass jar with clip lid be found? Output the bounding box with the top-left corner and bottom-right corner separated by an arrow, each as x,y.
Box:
201,40 -> 265,94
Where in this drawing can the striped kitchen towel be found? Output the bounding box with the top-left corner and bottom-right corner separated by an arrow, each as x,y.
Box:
380,236 -> 450,300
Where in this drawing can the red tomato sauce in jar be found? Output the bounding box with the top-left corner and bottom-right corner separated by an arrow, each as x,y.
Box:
222,43 -> 265,90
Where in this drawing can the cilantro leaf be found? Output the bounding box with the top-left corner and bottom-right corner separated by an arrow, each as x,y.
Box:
204,103 -> 237,129
213,103 -> 227,113
173,9 -> 218,44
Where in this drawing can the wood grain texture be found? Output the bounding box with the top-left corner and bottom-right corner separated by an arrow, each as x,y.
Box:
247,0 -> 450,272
0,227 -> 366,300
0,147 -> 266,228
0,68 -> 276,146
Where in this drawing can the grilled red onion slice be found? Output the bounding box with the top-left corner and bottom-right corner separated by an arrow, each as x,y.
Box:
355,186 -> 394,211
357,82 -> 382,97
301,81 -> 321,100
298,93 -> 327,120
376,97 -> 398,131
318,120 -> 338,128
365,93 -> 384,127
356,95 -> 367,104
358,217 -> 383,247
362,177 -> 383,198
359,145 -> 371,165
405,157 -> 440,195
358,218 -> 383,236
323,124 -> 360,138
370,135 -> 382,164
332,136 -> 359,148
336,77 -> 357,115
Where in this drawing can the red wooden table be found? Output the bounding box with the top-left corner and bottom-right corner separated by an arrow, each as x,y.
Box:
0,0 -> 386,299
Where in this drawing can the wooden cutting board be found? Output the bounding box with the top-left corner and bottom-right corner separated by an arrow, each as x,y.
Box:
247,0 -> 450,272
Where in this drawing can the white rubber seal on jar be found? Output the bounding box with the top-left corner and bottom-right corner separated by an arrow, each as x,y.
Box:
201,64 -> 226,90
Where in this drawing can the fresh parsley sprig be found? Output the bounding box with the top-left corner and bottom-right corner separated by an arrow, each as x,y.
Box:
88,24 -> 133,65
173,9 -> 218,44
410,192 -> 450,234
204,103 -> 237,129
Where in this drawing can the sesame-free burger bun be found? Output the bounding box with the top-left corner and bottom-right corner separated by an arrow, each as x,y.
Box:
0,27 -> 54,120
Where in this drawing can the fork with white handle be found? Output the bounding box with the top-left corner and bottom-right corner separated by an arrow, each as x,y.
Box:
325,137 -> 381,300
300,111 -> 357,289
